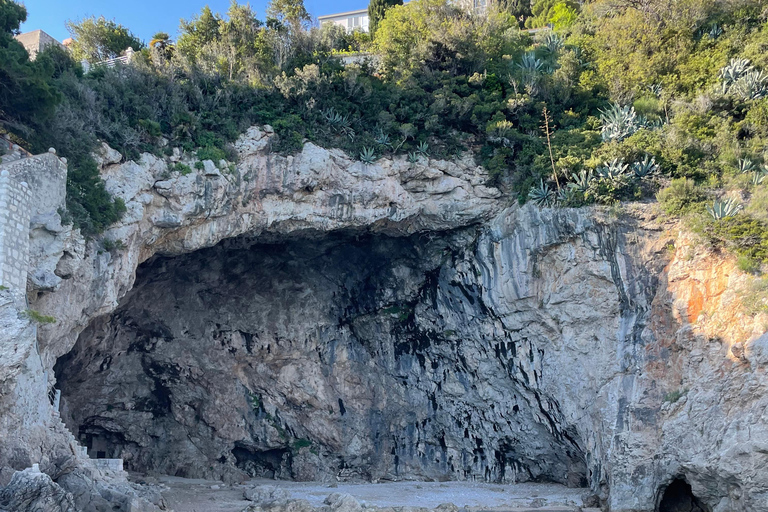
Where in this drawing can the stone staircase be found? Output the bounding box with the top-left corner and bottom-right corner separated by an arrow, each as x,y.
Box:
49,388 -> 129,481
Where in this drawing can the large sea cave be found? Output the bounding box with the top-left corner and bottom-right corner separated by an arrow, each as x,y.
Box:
54,228 -> 588,486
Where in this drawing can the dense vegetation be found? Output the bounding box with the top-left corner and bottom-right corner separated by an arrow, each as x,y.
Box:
1,0 -> 768,281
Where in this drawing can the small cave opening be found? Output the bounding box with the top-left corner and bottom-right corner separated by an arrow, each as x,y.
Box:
53,229 -> 588,485
657,478 -> 710,512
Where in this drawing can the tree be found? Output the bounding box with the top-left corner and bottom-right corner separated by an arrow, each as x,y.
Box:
66,16 -> 144,63
526,0 -> 578,28
266,0 -> 310,27
368,0 -> 403,37
549,2 -> 578,30
177,6 -> 222,61
0,0 -> 58,131
499,0 -> 533,23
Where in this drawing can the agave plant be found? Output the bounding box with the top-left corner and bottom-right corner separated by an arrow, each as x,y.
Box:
648,83 -> 663,97
375,130 -> 392,148
731,70 -> 768,100
752,171 -> 766,185
708,23 -> 723,39
597,158 -> 631,181
360,147 -> 377,165
720,58 -> 757,96
407,152 -> 420,165
542,32 -> 565,54
720,58 -> 754,85
417,141 -> 429,157
707,198 -> 743,220
633,155 -> 660,178
517,52 -> 543,74
599,103 -> 646,142
738,158 -> 756,173
323,107 -> 343,125
528,179 -> 556,207
568,170 -> 594,193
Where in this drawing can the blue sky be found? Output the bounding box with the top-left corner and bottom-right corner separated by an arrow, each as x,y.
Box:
19,0 -> 365,42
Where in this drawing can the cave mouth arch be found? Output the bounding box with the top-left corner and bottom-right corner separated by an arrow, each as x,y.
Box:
657,478 -> 710,512
54,228 -> 588,485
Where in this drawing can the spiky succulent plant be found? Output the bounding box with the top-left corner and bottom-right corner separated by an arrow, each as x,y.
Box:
633,155 -> 660,178
738,158 -> 756,173
719,58 -> 768,99
375,130 -> 392,148
517,52 -> 543,74
407,152 -> 419,165
568,170 -> 594,193
416,141 -> 429,157
720,58 -> 754,87
597,158 -> 631,181
360,147 -> 377,165
599,103 -> 646,142
707,198 -> 743,220
542,32 -> 565,54
731,70 -> 768,100
752,171 -> 767,186
528,179 -> 556,207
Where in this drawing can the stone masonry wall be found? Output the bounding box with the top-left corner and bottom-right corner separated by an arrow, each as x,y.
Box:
0,170 -> 31,299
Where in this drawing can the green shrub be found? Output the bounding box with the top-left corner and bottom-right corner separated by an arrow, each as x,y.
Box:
703,214 -> 768,263
664,388 -> 688,403
741,276 -> 768,315
737,255 -> 761,274
196,145 -> 227,163
101,238 -> 126,252
292,438 -> 312,450
656,178 -> 708,216
23,309 -> 56,324
172,162 -> 192,175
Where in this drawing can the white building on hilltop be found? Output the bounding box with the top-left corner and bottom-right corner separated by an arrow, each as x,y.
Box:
318,9 -> 370,33
318,1 -> 491,33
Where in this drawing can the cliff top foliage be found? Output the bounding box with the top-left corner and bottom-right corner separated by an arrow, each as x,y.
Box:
1,0 -> 768,251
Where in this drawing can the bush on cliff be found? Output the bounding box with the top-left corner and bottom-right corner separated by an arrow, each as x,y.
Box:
1,0 -> 768,246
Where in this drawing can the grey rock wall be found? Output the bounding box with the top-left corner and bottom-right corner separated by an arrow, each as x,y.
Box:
2,126 -> 767,511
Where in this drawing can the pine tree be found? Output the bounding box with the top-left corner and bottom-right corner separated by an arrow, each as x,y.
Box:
368,0 -> 403,38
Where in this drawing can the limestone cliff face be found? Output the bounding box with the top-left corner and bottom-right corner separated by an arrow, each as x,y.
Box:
2,126 -> 768,512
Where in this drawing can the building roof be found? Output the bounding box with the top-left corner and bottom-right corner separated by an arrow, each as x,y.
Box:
14,29 -> 63,58
318,8 -> 369,20
14,30 -> 44,48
